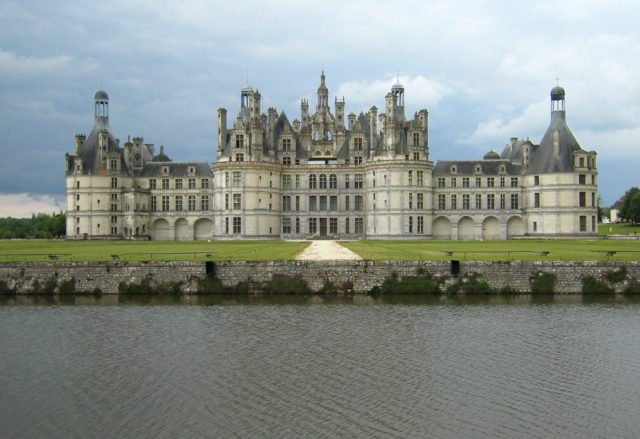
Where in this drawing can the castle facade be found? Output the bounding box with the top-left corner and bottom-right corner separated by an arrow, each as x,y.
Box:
65,73 -> 598,240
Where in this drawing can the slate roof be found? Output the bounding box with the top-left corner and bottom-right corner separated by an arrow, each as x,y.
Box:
433,160 -> 522,175
136,162 -> 213,177
527,113 -> 582,174
74,119 -> 128,176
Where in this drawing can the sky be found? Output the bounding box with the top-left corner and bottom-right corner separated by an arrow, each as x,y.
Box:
1,0 -> 639,216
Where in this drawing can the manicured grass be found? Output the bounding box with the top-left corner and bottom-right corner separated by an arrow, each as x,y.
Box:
0,240 -> 309,262
599,223 -> 640,236
341,239 -> 640,261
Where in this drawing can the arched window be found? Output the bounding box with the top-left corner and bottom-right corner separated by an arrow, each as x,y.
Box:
329,174 -> 337,189
319,174 -> 327,189
309,174 -> 317,189
325,151 -> 331,156
327,131 -> 333,140
314,130 -> 320,141
315,151 -> 322,156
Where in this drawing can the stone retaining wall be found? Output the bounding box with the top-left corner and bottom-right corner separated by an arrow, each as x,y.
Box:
1,260 -> 639,294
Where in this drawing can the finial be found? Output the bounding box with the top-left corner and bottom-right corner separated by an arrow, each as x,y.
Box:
556,77 -> 560,86
246,68 -> 249,86
396,70 -> 399,83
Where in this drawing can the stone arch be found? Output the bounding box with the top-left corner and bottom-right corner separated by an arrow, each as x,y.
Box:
151,218 -> 170,241
432,216 -> 451,240
482,216 -> 500,240
175,218 -> 190,241
507,216 -> 525,238
458,216 -> 475,240
194,218 -> 213,241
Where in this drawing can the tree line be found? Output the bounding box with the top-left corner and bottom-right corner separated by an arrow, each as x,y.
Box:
0,213 -> 66,239
619,187 -> 640,225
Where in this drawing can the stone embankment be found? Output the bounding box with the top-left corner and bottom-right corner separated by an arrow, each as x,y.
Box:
1,260 -> 640,294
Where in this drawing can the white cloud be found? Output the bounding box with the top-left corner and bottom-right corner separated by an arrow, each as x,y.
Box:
0,193 -> 65,218
0,49 -> 98,78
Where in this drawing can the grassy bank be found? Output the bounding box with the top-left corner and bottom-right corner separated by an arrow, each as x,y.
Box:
0,240 -> 308,262
341,239 -> 640,261
599,223 -> 640,236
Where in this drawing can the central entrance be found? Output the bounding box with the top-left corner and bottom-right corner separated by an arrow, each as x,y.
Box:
319,218 -> 327,236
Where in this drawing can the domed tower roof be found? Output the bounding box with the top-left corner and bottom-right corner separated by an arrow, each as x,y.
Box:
483,150 -> 500,160
550,85 -> 565,100
94,89 -> 109,100
152,145 -> 171,162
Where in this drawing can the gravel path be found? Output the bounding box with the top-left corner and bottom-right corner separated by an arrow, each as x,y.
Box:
295,240 -> 363,261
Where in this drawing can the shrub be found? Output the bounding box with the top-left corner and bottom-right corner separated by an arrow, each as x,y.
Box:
530,272 -> 556,294
0,280 -> 16,295
604,267 -> 627,284
452,274 -> 497,294
58,278 -> 76,295
154,281 -> 183,296
623,279 -> 640,295
381,272 -> 440,294
582,275 -> 614,294
196,276 -> 225,294
499,285 -> 519,295
118,277 -> 153,295
262,274 -> 310,295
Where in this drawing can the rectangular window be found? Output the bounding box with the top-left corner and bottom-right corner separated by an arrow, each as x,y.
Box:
111,177 -> 118,189
225,172 -> 230,187
224,193 -> 229,210
309,174 -> 317,189
463,177 -> 470,188
409,171 -> 413,185
309,196 -> 317,211
151,196 -> 157,211
110,159 -> 117,171
437,177 -> 445,188
438,194 -> 445,210
345,195 -> 350,211
413,152 -> 420,161
580,215 -> 587,232
355,218 -> 364,234
149,179 -> 156,189
450,177 -> 457,188
235,135 -> 244,149
579,192 -> 586,207
354,156 -> 363,165
510,193 -> 519,209
476,194 -> 482,209
282,196 -> 291,211
345,218 -> 350,234
233,217 -> 242,234
233,172 -> 241,187
413,132 -> 420,146
201,178 -> 209,189
319,196 -> 327,211
330,196 -> 337,211
282,218 -> 291,234
345,174 -> 350,189
176,196 -> 183,211
417,171 -> 424,186
282,175 -> 292,189
463,194 -> 470,210
451,194 -> 457,210
355,174 -> 363,189
162,196 -> 169,211
162,179 -> 169,189
535,193 -> 540,208
329,218 -> 338,234
233,193 -> 241,210
295,196 -> 300,211
188,178 -> 196,189
188,195 -> 196,211
510,177 -> 518,187
592,216 -> 596,232
487,177 -> 494,188
417,216 -> 424,233
475,177 -> 482,187
500,193 -> 506,209
282,157 -> 291,166
354,137 -> 363,151
578,174 -> 586,184
408,216 -> 413,233
487,194 -> 495,209
591,192 -> 596,207
224,217 -> 229,234
417,193 -> 424,209
111,193 -> 118,201
176,179 -> 183,189
295,174 -> 300,189
295,218 -> 300,234
409,193 -> 413,209
535,175 -> 540,185
500,177 -> 505,188
579,157 -> 585,167
282,138 -> 292,152
201,195 -> 209,211
533,221 -> 537,232
309,218 -> 317,234
355,195 -> 363,211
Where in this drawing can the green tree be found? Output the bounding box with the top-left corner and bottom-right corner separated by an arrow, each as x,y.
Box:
0,212 -> 66,239
620,187 -> 640,224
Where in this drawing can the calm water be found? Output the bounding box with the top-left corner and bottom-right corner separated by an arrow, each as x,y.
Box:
2,295 -> 640,438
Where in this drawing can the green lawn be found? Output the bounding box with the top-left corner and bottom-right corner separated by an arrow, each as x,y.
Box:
341,239 -> 640,261
0,240 -> 309,262
599,223 -> 640,236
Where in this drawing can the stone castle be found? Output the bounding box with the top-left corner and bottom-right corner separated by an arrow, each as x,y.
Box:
65,73 -> 598,240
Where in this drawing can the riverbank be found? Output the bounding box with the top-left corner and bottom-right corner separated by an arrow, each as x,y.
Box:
2,260 -> 640,295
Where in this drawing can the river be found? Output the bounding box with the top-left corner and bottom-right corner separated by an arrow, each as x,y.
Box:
1,295 -> 639,438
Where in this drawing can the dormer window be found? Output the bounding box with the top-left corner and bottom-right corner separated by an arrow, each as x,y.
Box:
163,166 -> 169,175
282,138 -> 292,152
500,165 -> 505,173
236,135 -> 244,149
450,166 -> 457,174
475,165 -> 482,174
354,138 -> 363,151
413,132 -> 420,146
189,167 -> 195,175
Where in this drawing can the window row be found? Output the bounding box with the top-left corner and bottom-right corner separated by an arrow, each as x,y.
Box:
151,195 -> 209,212
149,178 -> 209,190
437,176 -> 518,188
436,193 -> 519,210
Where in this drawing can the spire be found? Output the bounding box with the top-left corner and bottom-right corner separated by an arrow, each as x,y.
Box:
94,89 -> 109,126
317,70 -> 328,109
